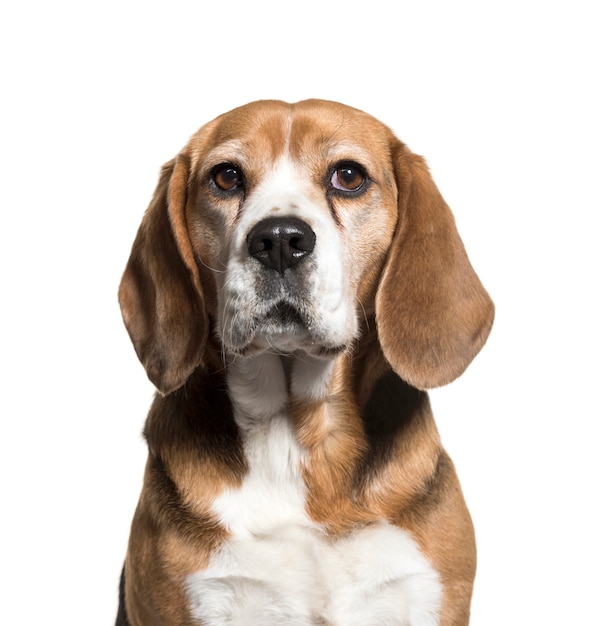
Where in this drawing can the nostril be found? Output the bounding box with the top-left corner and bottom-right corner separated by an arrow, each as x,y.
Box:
247,217 -> 316,275
289,236 -> 304,251
261,238 -> 274,252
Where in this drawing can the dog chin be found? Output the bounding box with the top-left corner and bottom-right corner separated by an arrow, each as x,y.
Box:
221,302 -> 353,358
251,329 -> 314,354
231,326 -> 348,359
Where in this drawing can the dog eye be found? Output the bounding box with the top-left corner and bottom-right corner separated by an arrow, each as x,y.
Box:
330,163 -> 366,192
212,163 -> 244,191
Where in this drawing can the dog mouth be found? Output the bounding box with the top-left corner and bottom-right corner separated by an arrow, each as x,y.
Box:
264,302 -> 304,327
255,302 -> 310,345
226,301 -> 346,356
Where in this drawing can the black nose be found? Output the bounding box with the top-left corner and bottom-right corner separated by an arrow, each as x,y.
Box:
247,217 -> 316,275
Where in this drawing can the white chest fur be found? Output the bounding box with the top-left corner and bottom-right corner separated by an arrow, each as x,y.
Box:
186,520 -> 442,626
185,354 -> 442,625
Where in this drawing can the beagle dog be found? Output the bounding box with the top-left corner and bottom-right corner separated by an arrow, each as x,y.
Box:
116,99 -> 494,626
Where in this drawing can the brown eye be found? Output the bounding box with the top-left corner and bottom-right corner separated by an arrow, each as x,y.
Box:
330,163 -> 366,192
212,163 -> 244,191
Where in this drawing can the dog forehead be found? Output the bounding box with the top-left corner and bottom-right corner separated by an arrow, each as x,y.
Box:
188,99 -> 392,172
288,100 -> 391,159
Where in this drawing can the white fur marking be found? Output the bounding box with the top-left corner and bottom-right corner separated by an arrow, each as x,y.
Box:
186,522 -> 442,625
211,414 -> 310,538
291,354 -> 336,402
227,353 -> 288,423
214,354 -> 310,537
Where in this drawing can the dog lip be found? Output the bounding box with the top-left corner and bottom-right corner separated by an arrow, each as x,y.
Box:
264,302 -> 304,325
227,330 -> 348,358
222,301 -> 351,357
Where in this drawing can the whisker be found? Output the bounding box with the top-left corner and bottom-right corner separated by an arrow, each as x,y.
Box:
194,251 -> 227,274
357,296 -> 371,333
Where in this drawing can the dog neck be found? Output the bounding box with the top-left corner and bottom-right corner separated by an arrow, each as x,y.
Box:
143,341 -> 440,536
226,352 -> 337,427
224,351 -> 375,532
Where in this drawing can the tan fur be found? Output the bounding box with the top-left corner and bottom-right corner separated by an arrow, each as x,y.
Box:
118,99 -> 494,625
291,355 -> 373,533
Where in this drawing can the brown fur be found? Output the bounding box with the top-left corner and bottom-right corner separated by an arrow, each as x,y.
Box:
118,99 -> 494,625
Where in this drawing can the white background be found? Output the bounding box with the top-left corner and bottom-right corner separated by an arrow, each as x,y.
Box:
1,1 -> 594,624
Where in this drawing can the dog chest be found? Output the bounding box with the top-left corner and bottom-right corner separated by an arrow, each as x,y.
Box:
185,523 -> 442,625
184,413 -> 442,625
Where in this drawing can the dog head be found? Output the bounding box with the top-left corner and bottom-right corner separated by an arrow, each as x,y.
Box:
119,99 -> 494,395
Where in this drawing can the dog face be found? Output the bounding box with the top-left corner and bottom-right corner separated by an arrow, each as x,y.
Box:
185,100 -> 398,359
119,99 -> 494,395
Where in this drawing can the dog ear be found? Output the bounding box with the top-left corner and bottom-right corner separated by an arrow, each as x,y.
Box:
376,139 -> 494,389
118,154 -> 208,395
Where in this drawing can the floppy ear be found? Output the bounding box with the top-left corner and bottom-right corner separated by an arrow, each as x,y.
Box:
118,154 -> 208,395
376,139 -> 494,390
